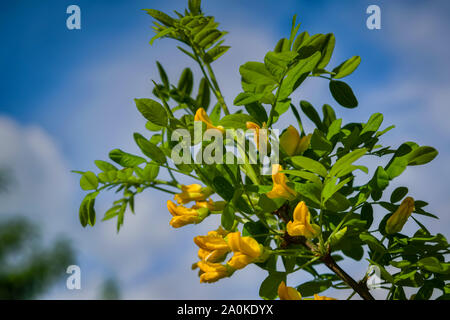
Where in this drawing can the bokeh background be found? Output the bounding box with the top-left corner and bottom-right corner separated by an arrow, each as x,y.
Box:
1,0 -> 449,299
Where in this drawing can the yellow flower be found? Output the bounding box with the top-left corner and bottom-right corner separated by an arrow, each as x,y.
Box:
266,164 -> 297,201
280,126 -> 312,157
226,231 -> 262,270
385,196 -> 415,234
197,261 -> 230,283
194,108 -> 225,133
194,228 -> 231,263
286,201 -> 321,239
313,294 -> 337,300
174,184 -> 214,205
166,200 -> 209,228
246,121 -> 270,154
278,281 -> 302,300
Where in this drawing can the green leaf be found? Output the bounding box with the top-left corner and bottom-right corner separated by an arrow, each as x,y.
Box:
245,103 -> 268,124
79,192 -> 98,227
212,176 -> 234,201
233,92 -> 265,106
221,204 -> 235,231
290,156 -> 328,177
80,171 -> 99,191
278,52 -> 321,100
407,146 -> 438,166
390,187 -> 408,203
243,221 -> 269,244
316,33 -> 335,69
259,271 -> 286,300
196,78 -> 210,110
360,203 -> 374,229
94,160 -> 117,172
324,191 -> 351,212
219,113 -> 256,129
135,98 -> 168,127
144,9 -> 175,27
326,119 -> 342,140
372,166 -> 390,191
264,51 -> 297,80
417,257 -> 450,274
239,61 -> 276,86
134,133 -> 166,164
342,244 -> 364,261
296,279 -> 332,297
281,170 -> 322,186
329,148 -> 366,178
109,149 -> 146,167
156,61 -> 169,88
204,45 -> 231,63
322,104 -> 336,130
385,142 -> 418,179
188,0 -> 202,15
258,194 -> 285,213
329,80 -> 358,108
299,100 -> 323,131
294,182 -> 322,208
359,232 -> 386,254
361,113 -> 383,135
178,68 -> 194,96
310,129 -> 332,155
332,56 -> 361,79
322,176 -> 352,204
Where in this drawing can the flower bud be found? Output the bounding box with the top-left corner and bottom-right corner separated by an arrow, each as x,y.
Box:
279,126 -> 311,156
385,197 -> 415,234
174,184 -> 214,205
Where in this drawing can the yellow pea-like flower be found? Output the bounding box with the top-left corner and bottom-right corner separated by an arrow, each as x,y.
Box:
197,261 -> 231,283
279,126 -> 311,156
278,281 -> 302,300
174,184 -> 214,205
194,228 -> 231,263
286,201 -> 321,239
194,108 -> 225,133
313,294 -> 337,300
246,121 -> 270,154
385,196 -> 415,234
166,200 -> 209,228
266,164 -> 297,201
226,231 -> 262,270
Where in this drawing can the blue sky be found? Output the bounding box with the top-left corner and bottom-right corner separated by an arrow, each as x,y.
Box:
1,0 -> 449,299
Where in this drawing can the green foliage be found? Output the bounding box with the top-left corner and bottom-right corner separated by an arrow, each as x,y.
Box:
74,0 -> 447,300
0,216 -> 75,299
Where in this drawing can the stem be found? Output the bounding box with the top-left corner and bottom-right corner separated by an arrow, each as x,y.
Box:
321,254 -> 375,300
205,63 -> 230,115
191,44 -> 230,115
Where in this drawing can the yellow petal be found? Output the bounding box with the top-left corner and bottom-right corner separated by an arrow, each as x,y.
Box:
295,133 -> 312,154
313,294 -> 337,300
267,165 -> 297,201
195,108 -> 225,133
280,126 -> 301,156
169,215 -> 198,228
278,281 -> 302,300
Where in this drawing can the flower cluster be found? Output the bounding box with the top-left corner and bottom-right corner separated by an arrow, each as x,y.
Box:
192,229 -> 267,283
